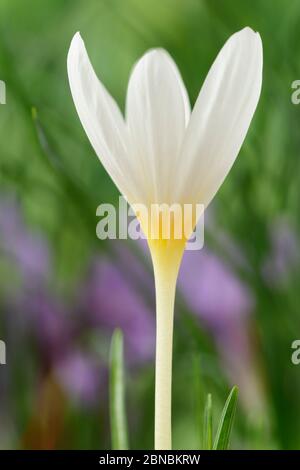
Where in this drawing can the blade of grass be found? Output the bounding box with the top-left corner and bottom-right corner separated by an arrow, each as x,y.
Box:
203,393 -> 213,450
109,329 -> 129,450
213,386 -> 238,450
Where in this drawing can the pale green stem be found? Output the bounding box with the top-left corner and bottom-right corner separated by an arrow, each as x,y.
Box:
151,244 -> 184,450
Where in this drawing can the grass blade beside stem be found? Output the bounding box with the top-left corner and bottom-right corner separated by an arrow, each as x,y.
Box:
203,393 -> 213,450
109,329 -> 129,450
213,386 -> 238,450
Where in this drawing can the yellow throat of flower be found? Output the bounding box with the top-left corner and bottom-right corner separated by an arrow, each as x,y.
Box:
138,203 -> 198,268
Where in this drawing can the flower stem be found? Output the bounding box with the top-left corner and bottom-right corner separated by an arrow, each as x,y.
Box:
150,241 -> 185,450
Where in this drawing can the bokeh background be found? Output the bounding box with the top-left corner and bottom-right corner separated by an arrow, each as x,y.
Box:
0,0 -> 299,450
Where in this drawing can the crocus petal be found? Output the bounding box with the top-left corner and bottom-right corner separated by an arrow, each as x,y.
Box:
67,32 -> 141,204
175,27 -> 263,208
126,49 -> 190,204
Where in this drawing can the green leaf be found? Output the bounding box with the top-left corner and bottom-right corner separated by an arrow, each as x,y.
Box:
109,329 -> 129,450
203,393 -> 213,450
213,386 -> 238,450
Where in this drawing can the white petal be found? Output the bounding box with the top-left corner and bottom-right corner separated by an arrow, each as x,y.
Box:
175,27 -> 263,208
67,32 -> 141,204
125,49 -> 190,204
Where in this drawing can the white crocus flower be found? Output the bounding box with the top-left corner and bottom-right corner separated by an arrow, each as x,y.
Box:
67,27 -> 263,450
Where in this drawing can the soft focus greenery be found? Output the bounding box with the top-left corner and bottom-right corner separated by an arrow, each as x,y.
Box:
0,0 -> 300,450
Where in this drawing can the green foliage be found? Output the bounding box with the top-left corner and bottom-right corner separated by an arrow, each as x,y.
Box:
109,329 -> 129,450
213,387 -> 239,450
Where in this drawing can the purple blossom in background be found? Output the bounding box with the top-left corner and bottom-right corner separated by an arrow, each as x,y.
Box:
79,251 -> 155,365
262,217 -> 300,287
0,195 -> 50,284
55,351 -> 104,406
21,290 -> 73,365
178,248 -> 254,331
11,287 -> 104,407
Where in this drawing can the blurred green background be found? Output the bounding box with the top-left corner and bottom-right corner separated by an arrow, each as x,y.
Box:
0,0 -> 300,450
